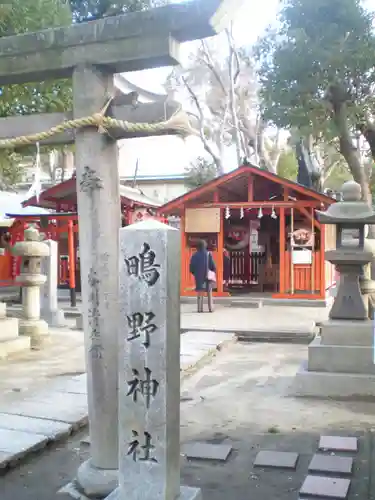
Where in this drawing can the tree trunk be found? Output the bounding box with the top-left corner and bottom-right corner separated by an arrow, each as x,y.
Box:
228,52 -> 242,166
358,122 -> 375,161
333,100 -> 375,238
331,95 -> 369,203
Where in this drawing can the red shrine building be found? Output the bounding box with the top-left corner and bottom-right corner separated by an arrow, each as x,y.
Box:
158,164 -> 337,300
0,175 -> 161,294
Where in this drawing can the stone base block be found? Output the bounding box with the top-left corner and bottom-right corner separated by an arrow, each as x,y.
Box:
19,319 -> 50,348
41,308 -> 66,327
0,317 -> 19,341
105,485 -> 202,500
76,315 -> 83,330
308,337 -> 375,374
320,320 -> 373,346
0,302 -> 7,319
0,336 -> 30,360
293,363 -> 375,398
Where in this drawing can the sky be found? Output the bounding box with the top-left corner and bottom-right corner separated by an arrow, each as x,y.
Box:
118,0 -> 281,178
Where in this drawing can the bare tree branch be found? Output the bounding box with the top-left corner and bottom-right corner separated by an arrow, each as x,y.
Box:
181,76 -> 224,174
200,40 -> 227,96
226,26 -> 242,165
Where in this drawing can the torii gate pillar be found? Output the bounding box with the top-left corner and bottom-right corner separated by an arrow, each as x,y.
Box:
73,65 -> 121,496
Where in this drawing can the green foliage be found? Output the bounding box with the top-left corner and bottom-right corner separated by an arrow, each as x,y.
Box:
256,0 -> 375,138
0,153 -> 25,189
324,163 -> 351,190
277,149 -> 298,181
0,0 -> 72,187
184,157 -> 218,189
68,0 -> 166,22
368,163 -> 375,202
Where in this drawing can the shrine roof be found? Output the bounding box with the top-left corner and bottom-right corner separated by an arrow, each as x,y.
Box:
23,177 -> 161,209
159,164 -> 336,215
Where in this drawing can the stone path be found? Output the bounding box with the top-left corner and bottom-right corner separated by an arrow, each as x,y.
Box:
180,303 -> 328,342
1,342 -> 375,499
0,330 -> 233,471
178,342 -> 375,500
9,301 -> 327,342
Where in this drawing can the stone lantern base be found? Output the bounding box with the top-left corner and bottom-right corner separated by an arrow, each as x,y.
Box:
0,302 -> 30,359
293,319 -> 375,398
19,318 -> 49,349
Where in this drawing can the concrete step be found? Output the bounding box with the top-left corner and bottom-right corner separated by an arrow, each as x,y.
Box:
0,336 -> 30,360
308,337 -> 375,374
0,317 -> 19,341
236,328 -> 316,344
293,363 -> 375,399
180,296 -> 330,308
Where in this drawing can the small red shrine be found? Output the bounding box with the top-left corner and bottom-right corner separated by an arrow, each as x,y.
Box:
0,176 -> 161,297
158,164 -> 337,299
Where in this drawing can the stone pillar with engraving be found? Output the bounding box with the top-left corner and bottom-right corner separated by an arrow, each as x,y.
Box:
106,220 -> 201,500
294,181 -> 375,398
12,225 -> 50,348
72,65 -> 121,498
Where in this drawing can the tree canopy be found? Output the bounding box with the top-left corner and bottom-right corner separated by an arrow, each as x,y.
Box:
0,0 -> 73,188
68,0 -> 165,22
184,157 -> 218,189
256,0 -> 375,202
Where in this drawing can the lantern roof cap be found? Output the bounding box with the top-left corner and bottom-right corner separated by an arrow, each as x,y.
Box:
316,181 -> 375,224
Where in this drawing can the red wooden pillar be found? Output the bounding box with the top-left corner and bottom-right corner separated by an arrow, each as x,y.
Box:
319,218 -> 326,299
180,212 -> 187,296
216,208 -> 224,295
248,174 -> 253,201
68,219 -> 77,307
279,206 -> 286,294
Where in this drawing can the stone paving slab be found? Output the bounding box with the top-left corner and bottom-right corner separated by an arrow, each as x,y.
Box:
1,393 -> 88,427
254,450 -> 299,469
300,475 -> 351,498
181,442 -> 232,461
0,428 -> 48,463
180,331 -> 235,347
308,454 -> 353,475
0,413 -> 72,439
46,374 -> 87,395
0,451 -> 14,469
0,332 -> 232,472
319,436 -> 358,452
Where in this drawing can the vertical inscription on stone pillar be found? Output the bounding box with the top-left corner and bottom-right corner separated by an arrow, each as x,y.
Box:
88,267 -> 103,359
79,166 -> 103,192
125,242 -> 160,286
117,220 -> 182,500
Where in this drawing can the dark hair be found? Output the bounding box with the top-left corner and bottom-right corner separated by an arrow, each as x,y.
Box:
197,239 -> 207,251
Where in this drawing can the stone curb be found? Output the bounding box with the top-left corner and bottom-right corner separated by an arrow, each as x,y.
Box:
180,337 -> 235,381
182,327 -> 317,345
0,331 -> 233,473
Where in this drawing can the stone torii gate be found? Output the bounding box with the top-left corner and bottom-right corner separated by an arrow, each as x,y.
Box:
0,1 -> 242,498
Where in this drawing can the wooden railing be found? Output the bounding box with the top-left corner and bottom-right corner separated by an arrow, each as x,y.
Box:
229,251 -> 265,284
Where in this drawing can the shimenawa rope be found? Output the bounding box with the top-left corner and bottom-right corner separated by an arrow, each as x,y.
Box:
0,97 -> 197,149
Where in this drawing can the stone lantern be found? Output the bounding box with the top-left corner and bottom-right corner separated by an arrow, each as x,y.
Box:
293,180 -> 375,399
12,225 -> 50,348
316,180 -> 375,320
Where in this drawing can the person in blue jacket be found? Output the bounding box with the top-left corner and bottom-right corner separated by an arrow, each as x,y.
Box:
189,239 -> 216,313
